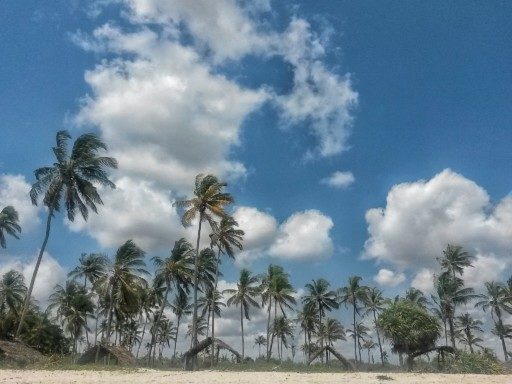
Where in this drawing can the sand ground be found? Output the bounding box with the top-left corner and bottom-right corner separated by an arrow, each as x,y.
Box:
0,369 -> 511,384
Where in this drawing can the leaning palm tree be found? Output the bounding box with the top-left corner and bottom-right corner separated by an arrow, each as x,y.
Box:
16,130 -> 117,338
302,278 -> 338,363
0,206 -> 21,249
253,335 -> 267,358
148,238 -> 194,363
224,268 -> 260,360
173,174 -> 233,356
475,281 -> 512,360
364,287 -> 385,365
455,313 -> 483,354
339,276 -> 367,364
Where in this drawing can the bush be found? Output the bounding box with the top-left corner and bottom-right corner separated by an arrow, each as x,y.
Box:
445,351 -> 503,374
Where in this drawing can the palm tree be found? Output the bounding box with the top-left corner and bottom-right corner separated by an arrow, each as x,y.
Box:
209,216 -> 244,285
49,281 -> 95,358
362,339 -> 377,364
317,318 -> 345,364
68,253 -> 108,290
435,273 -> 477,348
302,278 -> 337,363
475,281 -> 512,360
296,304 -> 318,362
404,288 -> 428,309
0,206 -> 21,248
17,131 -> 117,338
347,322 -> 370,363
364,287 -> 385,365
271,316 -> 294,361
254,335 -> 267,358
339,276 -> 367,364
171,290 -> 192,359
173,174 -> 233,357
0,270 -> 27,338
198,288 -> 225,338
149,238 -> 194,363
455,313 -> 483,354
135,286 -> 157,358
437,244 -> 473,279
96,240 -> 148,346
224,268 -> 260,360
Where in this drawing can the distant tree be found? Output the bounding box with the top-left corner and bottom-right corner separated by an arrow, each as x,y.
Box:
254,335 -> 267,358
364,287 -> 386,365
455,313 -> 483,354
377,300 -> 441,370
437,244 -> 473,279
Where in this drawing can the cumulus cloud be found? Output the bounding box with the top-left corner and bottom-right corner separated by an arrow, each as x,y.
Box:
363,169 -> 512,279
373,268 -> 406,287
410,268 -> 435,294
233,206 -> 277,250
268,209 -> 334,261
464,254 -> 507,289
0,252 -> 67,305
0,174 -> 40,231
320,171 -> 355,189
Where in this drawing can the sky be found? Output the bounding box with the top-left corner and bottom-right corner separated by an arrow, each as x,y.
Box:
1,0 -> 512,358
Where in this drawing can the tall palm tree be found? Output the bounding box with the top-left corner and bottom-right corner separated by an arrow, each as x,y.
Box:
224,268 -> 260,360
209,216 -> 244,285
96,240 -> 148,346
198,288 -> 225,337
135,286 -> 157,358
364,287 -> 385,365
171,290 -> 192,359
254,335 -> 267,358
0,206 -> 21,248
48,281 -> 95,358
475,281 -> 512,360
437,244 -> 473,279
302,278 -> 338,363
455,313 -> 483,354
149,238 -> 194,363
173,174 -> 233,357
17,131 -> 117,338
339,276 -> 367,364
347,322 -> 370,363
0,270 -> 27,321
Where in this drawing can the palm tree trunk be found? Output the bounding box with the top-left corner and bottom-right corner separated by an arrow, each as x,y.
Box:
173,316 -> 181,359
319,310 -> 324,364
466,329 -> 474,354
136,317 -> 148,358
352,300 -> 357,364
448,315 -> 456,348
190,213 -> 203,367
94,303 -> 101,363
266,300 -> 271,360
210,306 -> 215,366
496,311 -> 509,361
15,209 -> 53,339
373,310 -> 384,366
210,245 -> 221,366
240,304 -> 245,360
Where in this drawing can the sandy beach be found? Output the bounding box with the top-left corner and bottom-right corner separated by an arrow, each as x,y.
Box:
0,370 -> 511,384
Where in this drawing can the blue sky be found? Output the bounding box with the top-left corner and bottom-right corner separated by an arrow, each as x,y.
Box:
1,0 -> 512,354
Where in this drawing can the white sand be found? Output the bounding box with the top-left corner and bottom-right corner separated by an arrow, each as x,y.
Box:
1,369 -> 511,384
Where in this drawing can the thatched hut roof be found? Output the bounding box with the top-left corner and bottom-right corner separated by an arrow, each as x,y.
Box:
77,344 -> 135,366
0,340 -> 46,364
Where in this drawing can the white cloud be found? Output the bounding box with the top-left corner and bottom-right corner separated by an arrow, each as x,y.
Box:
70,0 -> 354,252
464,254 -> 507,289
363,169 -> 512,277
320,171 -> 355,189
0,252 -> 67,306
373,268 -> 406,287
233,206 -> 277,250
411,268 -> 434,294
0,174 -> 40,232
268,209 -> 334,261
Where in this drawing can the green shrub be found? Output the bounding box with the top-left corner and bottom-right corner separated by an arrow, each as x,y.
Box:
445,351 -> 503,374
